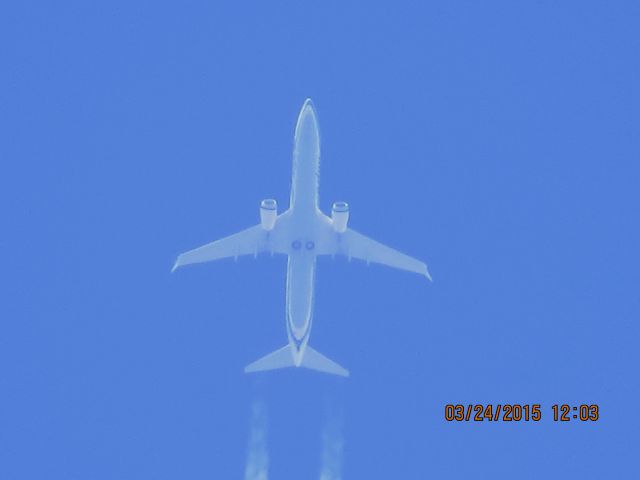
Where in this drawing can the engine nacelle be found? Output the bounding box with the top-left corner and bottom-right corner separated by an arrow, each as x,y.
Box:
331,201 -> 349,233
260,199 -> 277,231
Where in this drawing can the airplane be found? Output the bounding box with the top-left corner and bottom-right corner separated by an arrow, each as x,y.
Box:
172,99 -> 431,377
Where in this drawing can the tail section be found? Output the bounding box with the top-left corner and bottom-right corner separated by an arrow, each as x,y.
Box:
244,345 -> 294,373
244,345 -> 349,377
301,346 -> 349,377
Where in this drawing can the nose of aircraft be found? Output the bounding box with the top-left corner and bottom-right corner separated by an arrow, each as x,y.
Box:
302,97 -> 314,111
294,98 -> 320,157
298,98 -> 317,123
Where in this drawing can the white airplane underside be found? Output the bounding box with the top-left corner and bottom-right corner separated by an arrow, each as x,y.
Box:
172,99 -> 431,377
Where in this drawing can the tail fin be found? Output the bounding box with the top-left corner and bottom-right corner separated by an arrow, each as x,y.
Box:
244,345 -> 349,377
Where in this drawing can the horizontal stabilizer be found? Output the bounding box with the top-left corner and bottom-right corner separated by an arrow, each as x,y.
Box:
302,346 -> 349,377
244,345 -> 294,373
244,345 -> 349,377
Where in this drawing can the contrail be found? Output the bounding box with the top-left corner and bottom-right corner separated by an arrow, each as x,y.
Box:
319,407 -> 344,480
244,400 -> 269,480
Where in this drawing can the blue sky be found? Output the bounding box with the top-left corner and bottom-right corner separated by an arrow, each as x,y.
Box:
1,1 -> 638,478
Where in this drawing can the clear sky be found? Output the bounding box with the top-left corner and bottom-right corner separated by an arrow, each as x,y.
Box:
1,1 -> 638,478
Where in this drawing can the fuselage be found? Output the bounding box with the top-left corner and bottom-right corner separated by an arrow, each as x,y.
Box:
175,98 -> 427,377
176,98 -> 427,376
285,100 -> 321,366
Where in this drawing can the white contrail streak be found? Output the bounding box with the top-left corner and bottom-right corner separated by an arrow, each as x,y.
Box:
319,408 -> 344,480
244,400 -> 269,480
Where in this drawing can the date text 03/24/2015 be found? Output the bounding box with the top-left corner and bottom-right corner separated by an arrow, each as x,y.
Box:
444,404 -> 599,422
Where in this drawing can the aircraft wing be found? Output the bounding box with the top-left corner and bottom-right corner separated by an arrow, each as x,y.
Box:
319,228 -> 431,280
172,223 -> 288,272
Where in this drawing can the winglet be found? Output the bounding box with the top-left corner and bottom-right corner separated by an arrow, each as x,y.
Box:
419,261 -> 432,281
425,267 -> 433,282
171,258 -> 180,273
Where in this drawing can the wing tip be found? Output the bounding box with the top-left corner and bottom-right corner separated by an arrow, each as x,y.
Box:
420,263 -> 432,282
171,258 -> 180,273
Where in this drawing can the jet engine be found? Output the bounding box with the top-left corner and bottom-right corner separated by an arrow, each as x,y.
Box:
331,201 -> 349,233
260,199 -> 277,231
